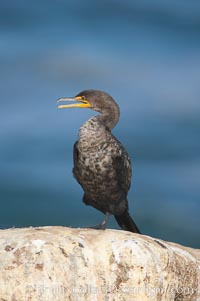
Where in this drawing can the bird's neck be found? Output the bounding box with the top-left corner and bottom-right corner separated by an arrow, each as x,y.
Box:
98,101 -> 120,130
97,111 -> 119,130
78,105 -> 120,149
78,116 -> 111,149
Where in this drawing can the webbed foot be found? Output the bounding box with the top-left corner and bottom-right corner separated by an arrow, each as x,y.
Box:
90,212 -> 110,230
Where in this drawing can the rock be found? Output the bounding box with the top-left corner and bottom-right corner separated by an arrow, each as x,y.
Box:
0,226 -> 199,301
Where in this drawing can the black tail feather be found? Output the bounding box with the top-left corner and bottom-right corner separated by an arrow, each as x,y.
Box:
115,210 -> 141,234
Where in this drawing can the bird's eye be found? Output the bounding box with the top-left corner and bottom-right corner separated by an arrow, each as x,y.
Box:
81,96 -> 85,101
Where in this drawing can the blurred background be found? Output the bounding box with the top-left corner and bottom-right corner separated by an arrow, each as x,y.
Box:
0,0 -> 200,248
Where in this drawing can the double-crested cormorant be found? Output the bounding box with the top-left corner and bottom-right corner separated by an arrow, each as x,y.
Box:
57,89 -> 140,233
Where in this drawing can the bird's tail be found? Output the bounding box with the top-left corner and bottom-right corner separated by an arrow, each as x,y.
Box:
114,210 -> 141,233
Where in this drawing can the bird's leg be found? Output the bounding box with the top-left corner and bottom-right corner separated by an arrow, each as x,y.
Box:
90,212 -> 110,230
100,212 -> 110,229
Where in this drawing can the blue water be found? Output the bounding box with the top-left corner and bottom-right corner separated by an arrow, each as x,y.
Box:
1,0 -> 200,248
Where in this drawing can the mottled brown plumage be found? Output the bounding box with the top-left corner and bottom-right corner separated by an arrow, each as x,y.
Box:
58,89 -> 140,233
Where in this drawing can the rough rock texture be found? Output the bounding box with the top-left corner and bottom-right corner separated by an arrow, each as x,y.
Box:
0,226 -> 199,301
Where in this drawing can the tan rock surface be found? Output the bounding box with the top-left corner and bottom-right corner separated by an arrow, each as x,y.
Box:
0,226 -> 199,301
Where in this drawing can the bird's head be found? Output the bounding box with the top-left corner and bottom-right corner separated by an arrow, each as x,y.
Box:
57,89 -> 120,129
57,89 -> 119,113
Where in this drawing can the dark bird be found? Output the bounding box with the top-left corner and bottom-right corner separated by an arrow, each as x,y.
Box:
57,89 -> 140,233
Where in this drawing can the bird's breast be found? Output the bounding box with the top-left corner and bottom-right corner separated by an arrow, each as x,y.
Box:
78,142 -> 113,170
73,118 -> 131,200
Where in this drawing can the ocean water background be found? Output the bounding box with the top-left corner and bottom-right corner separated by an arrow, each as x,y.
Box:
0,0 -> 200,248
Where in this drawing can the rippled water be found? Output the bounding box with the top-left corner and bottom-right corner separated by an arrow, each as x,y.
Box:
0,0 -> 200,247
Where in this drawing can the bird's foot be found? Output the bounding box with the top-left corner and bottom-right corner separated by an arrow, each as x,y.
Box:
90,212 -> 110,230
90,221 -> 107,230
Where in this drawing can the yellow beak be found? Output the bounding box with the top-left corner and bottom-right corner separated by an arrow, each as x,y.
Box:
57,96 -> 90,109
